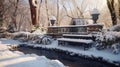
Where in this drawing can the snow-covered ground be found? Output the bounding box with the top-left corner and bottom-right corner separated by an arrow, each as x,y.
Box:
0,34 -> 120,66
29,41 -> 120,63
0,41 -> 65,67
0,38 -> 21,45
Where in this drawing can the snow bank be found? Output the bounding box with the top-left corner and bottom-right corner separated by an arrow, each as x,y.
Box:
29,40 -> 120,64
0,38 -> 22,45
0,44 -> 65,67
58,38 -> 93,44
32,29 -> 46,35
63,34 -> 92,37
110,24 -> 120,31
0,43 -> 8,50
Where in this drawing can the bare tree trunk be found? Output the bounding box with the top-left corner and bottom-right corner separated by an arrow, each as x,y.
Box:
7,0 -> 19,32
0,0 -> 4,27
56,0 -> 59,26
38,1 -> 41,27
12,0 -> 19,29
107,0 -> 117,25
29,0 -> 38,27
45,0 -> 49,26
18,14 -> 24,31
118,0 -> 120,20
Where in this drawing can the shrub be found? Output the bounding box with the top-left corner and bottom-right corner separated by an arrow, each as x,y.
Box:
110,24 -> 120,31
95,32 -> 120,51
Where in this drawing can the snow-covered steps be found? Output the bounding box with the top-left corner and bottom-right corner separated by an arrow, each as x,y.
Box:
58,33 -> 95,50
63,34 -> 94,40
58,38 -> 93,50
58,38 -> 93,44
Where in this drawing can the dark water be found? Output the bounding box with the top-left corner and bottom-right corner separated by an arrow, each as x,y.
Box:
16,46 -> 119,67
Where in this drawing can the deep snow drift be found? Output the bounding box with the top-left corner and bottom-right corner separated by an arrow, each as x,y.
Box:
0,43 -> 65,67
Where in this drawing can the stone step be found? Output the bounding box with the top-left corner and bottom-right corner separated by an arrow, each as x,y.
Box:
63,34 -> 94,40
58,38 -> 93,50
58,38 -> 93,44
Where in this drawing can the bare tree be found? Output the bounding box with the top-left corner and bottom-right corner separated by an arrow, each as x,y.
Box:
107,0 -> 117,25
45,0 -> 49,26
115,0 -> 120,22
11,0 -> 19,29
71,0 -> 85,18
56,0 -> 60,26
5,0 -> 23,32
29,0 -> 39,27
62,1 -> 72,18
118,0 -> 120,20
0,0 -> 4,28
2,0 -> 32,31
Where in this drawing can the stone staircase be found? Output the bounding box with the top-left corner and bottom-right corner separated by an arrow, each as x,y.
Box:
58,34 -> 95,50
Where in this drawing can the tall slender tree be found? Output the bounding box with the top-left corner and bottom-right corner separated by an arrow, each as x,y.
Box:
12,0 -> 19,29
116,0 -> 120,21
0,0 -> 4,28
29,0 -> 38,27
107,0 -> 118,25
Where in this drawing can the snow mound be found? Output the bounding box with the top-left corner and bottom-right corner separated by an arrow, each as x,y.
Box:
91,8 -> 99,14
110,24 -> 120,31
0,44 -> 9,50
49,60 -> 65,67
0,44 -> 65,67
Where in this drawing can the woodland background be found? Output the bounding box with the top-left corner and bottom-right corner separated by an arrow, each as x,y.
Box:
0,0 -> 120,31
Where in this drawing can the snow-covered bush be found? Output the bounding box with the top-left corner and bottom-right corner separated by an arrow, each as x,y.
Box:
96,32 -> 116,41
110,24 -> 120,31
11,31 -> 53,45
41,36 -> 52,45
30,35 -> 52,45
111,43 -> 120,54
13,32 -> 31,42
95,32 -> 120,51
31,35 -> 44,44
0,32 -> 12,38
